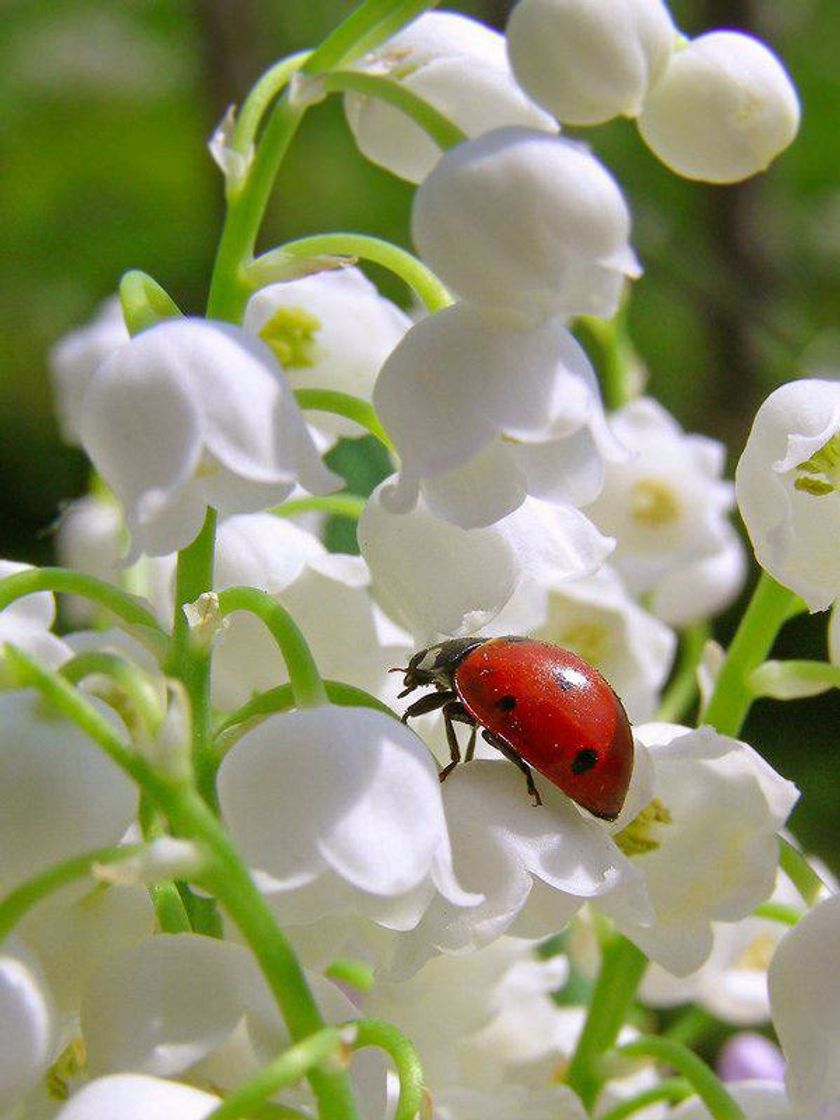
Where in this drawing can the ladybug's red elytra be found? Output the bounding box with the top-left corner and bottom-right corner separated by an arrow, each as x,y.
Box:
397,636 -> 634,820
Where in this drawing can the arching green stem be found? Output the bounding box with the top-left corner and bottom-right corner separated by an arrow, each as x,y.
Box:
352,1019 -> 425,1120
294,389 -> 394,451
0,844 -> 145,942
778,835 -> 826,906
702,572 -> 803,737
0,567 -> 165,641
248,233 -> 452,313
60,650 -> 164,739
214,679 -> 396,744
318,71 -> 466,150
750,658 -> 840,699
611,1037 -> 744,1120
216,587 -> 327,708
232,51 -> 312,158
753,899 -> 802,925
656,622 -> 710,723
597,1079 -> 693,1120
204,1026 -> 349,1120
302,0 -> 440,73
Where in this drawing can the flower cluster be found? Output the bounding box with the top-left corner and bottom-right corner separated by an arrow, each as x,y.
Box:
2,3 -> 834,1120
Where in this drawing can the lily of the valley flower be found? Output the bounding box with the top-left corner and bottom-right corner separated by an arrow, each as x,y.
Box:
0,943 -> 56,1115
53,1074 -> 222,1120
344,10 -> 556,184
637,30 -> 800,183
0,560 -> 71,676
79,318 -> 340,558
211,513 -> 411,709
587,398 -> 741,619
243,268 -> 412,444
506,0 -> 677,126
599,723 -> 799,976
735,378 -> 840,612
217,705 -> 478,930
0,691 -> 137,890
358,482 -> 614,643
412,128 -> 641,320
769,892 -> 840,1120
373,301 -> 627,528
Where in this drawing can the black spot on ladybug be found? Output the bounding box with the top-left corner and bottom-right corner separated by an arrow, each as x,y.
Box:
571,748 -> 598,774
496,694 -> 517,711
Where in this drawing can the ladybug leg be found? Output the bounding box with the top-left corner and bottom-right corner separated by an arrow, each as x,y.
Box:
464,721 -> 478,763
401,689 -> 455,724
439,700 -> 477,783
481,729 -> 543,807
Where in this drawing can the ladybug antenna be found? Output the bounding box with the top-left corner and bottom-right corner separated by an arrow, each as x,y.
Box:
388,665 -> 407,674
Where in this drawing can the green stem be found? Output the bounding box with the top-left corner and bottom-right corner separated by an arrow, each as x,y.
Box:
272,494 -> 367,521
352,1019 -> 425,1120
166,508 -> 217,806
205,1027 -> 348,1120
216,587 -> 327,708
248,233 -> 451,313
302,0 -> 439,73
661,1006 -> 716,1048
164,787 -> 359,1120
597,1079 -> 692,1120
325,958 -> 376,993
294,389 -> 394,451
207,94 -> 306,322
0,844 -> 145,942
612,1037 -> 744,1120
576,312 -> 637,411
778,835 -> 826,906
565,932 -> 648,1110
0,567 -> 165,638
753,900 -> 802,925
656,622 -> 710,723
702,572 -> 802,737
320,70 -> 466,150
214,679 -> 395,742
233,51 -> 312,157
60,650 -> 164,738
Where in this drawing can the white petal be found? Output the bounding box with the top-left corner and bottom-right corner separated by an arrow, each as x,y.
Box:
0,947 -> 55,1114
0,692 -> 137,889
638,31 -> 800,183
507,0 -> 677,125
53,1074 -> 221,1120
769,893 -> 840,1120
82,934 -> 273,1076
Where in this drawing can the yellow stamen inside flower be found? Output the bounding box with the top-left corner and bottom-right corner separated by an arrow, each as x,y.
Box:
558,621 -> 611,667
46,1038 -> 87,1100
629,478 -> 681,527
614,798 -> 672,856
793,431 -> 840,497
734,931 -> 776,972
258,306 -> 321,369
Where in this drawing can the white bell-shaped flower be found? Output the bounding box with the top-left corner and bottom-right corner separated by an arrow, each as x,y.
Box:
374,302 -> 627,527
487,563 -> 676,722
769,892 -> 840,1120
637,30 -> 800,183
600,722 -> 799,975
388,760 -> 651,978
79,318 -> 340,558
358,482 -> 613,643
0,942 -> 56,1115
648,522 -> 746,628
53,1074 -> 221,1120
243,268 -> 412,442
506,0 -> 677,126
344,11 -> 556,184
668,1082 -> 792,1120
0,691 -> 137,890
49,296 -> 128,446
587,398 -> 738,605
211,514 -> 410,708
433,1082 -> 587,1120
217,705 -> 477,929
0,560 -> 70,675
412,128 -> 641,320
735,378 -> 840,612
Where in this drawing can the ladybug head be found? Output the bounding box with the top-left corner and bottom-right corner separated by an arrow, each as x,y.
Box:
394,637 -> 489,697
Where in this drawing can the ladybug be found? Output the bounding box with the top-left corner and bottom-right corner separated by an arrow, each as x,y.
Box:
397,636 -> 633,820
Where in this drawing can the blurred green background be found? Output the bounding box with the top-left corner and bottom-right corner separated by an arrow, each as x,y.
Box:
1,0 -> 838,866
